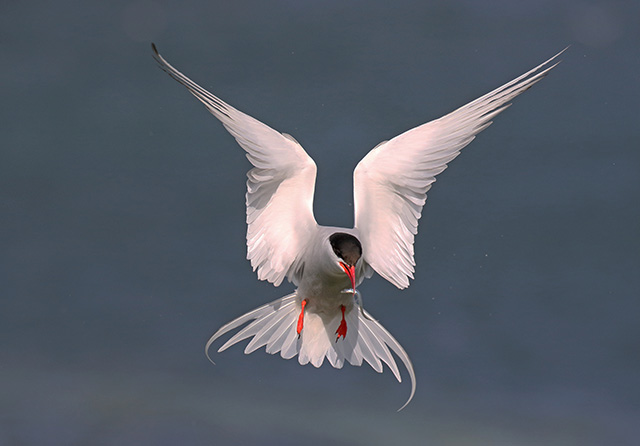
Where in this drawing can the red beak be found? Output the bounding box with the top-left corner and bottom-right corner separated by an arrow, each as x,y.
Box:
339,262 -> 356,290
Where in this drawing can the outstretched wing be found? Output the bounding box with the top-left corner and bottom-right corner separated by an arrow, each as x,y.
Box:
354,49 -> 565,289
153,44 -> 317,286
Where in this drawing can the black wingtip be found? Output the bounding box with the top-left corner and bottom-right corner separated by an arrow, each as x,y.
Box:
151,43 -> 164,68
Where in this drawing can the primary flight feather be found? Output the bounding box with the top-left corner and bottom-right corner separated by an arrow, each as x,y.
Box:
153,44 -> 564,410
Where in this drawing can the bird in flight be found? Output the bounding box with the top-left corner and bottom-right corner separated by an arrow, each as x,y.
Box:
153,44 -> 564,410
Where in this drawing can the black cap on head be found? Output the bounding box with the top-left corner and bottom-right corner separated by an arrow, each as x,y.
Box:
329,233 -> 362,266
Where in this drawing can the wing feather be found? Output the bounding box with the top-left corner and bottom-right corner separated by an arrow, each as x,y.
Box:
354,49 -> 566,289
153,44 -> 317,286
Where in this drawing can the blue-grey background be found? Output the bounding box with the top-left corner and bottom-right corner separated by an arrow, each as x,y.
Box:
1,1 -> 638,445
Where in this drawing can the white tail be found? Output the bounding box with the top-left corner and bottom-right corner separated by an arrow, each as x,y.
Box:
205,293 -> 416,410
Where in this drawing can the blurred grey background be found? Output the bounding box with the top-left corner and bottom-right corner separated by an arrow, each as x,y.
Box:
1,1 -> 638,445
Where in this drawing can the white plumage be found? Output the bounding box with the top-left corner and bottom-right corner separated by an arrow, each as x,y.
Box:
153,44 -> 564,410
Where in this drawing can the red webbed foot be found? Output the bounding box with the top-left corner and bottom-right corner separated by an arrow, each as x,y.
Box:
297,299 -> 308,338
335,305 -> 347,342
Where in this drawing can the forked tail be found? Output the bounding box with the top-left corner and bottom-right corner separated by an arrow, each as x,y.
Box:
205,292 -> 416,410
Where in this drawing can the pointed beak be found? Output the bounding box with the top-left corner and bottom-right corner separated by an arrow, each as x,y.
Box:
339,262 -> 356,290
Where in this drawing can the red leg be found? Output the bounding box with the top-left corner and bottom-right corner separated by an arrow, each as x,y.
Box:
335,305 -> 347,342
296,299 -> 308,337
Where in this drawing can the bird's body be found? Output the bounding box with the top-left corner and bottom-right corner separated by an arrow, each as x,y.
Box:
153,45 -> 564,409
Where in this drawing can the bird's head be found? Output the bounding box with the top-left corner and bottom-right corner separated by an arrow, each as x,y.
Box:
329,232 -> 362,290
